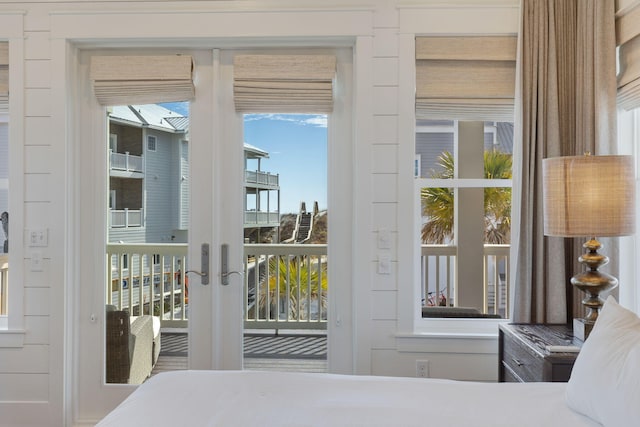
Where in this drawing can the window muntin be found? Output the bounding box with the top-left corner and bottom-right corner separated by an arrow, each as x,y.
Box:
416,120 -> 512,318
147,135 -> 157,152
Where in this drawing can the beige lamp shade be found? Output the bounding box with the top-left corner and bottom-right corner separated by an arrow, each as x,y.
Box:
543,155 -> 636,237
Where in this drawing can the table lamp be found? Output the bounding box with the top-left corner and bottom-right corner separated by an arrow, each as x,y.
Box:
542,154 -> 636,341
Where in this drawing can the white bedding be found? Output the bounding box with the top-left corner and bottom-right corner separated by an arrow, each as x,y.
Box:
97,370 -> 599,427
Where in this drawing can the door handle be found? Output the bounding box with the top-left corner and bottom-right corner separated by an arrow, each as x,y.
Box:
186,243 -> 209,285
220,243 -> 243,286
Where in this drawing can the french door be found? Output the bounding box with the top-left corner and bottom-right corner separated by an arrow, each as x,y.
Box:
187,48 -> 244,370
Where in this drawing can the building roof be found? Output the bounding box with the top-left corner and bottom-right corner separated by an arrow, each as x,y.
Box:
109,104 -> 189,133
110,104 -> 270,156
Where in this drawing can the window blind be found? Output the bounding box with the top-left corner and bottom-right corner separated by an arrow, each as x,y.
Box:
616,6 -> 640,111
233,55 -> 336,113
89,55 -> 194,106
0,42 -> 8,113
415,36 -> 517,121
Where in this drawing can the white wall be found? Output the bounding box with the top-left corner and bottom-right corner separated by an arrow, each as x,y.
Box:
0,0 -> 638,426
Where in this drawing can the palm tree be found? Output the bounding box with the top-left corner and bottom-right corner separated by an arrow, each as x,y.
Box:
421,150 -> 512,244
257,255 -> 328,321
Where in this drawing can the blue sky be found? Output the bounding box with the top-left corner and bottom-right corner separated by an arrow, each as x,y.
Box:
244,114 -> 327,214
160,103 -> 327,215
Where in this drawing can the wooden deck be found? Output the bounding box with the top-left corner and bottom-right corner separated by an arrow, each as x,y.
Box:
152,331 -> 328,376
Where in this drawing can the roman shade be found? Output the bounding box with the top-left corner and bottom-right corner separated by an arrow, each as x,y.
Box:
0,42 -> 8,113
89,55 -> 195,106
415,36 -> 517,121
233,55 -> 336,113
616,6 -> 640,111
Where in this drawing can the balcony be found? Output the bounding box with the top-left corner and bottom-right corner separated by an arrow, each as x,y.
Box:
245,170 -> 279,188
110,208 -> 144,228
109,151 -> 144,177
243,243 -> 328,331
421,244 -> 510,317
106,243 -> 188,328
104,243 -> 510,334
243,210 -> 280,228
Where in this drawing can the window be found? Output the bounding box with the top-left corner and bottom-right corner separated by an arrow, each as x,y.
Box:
0,18 -> 26,346
0,114 -> 7,319
147,135 -> 157,152
416,120 -> 512,318
0,42 -> 8,321
413,34 -> 516,321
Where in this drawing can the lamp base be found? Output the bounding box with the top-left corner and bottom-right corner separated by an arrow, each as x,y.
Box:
573,318 -> 594,342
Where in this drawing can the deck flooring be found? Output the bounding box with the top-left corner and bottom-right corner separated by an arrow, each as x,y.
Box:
152,331 -> 328,376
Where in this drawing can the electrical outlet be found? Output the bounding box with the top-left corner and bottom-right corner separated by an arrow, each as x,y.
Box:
416,360 -> 429,378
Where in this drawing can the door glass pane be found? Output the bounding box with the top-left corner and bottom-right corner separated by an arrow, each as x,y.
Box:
105,102 -> 189,383
242,114 -> 328,372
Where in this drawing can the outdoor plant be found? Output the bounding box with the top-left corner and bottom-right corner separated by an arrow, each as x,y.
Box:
421,150 -> 512,244
258,255 -> 328,321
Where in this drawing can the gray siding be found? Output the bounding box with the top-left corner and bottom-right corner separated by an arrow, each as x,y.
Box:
143,129 -> 178,243
415,132 -> 453,178
179,140 -> 189,230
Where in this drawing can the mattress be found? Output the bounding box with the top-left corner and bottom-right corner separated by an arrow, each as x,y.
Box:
97,370 -> 599,426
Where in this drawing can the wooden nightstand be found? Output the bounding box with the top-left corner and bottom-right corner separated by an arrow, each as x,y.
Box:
499,323 -> 583,382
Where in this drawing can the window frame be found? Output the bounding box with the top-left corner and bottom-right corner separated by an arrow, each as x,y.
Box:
396,7 -> 518,339
415,121 -> 513,318
0,15 -> 26,347
147,135 -> 157,152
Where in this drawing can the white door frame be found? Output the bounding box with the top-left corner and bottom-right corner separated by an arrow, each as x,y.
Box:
63,30 -> 364,427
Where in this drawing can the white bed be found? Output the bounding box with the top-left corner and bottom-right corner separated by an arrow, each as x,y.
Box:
98,297 -> 639,427
97,370 -> 596,427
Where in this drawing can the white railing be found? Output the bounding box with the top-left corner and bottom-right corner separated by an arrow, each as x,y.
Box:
106,243 -> 188,327
110,151 -> 143,173
110,208 -> 144,228
421,244 -> 510,317
244,243 -> 327,331
244,211 -> 280,226
245,170 -> 279,187
0,254 -> 7,315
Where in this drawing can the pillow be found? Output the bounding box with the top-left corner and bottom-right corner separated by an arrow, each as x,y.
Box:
565,296 -> 640,427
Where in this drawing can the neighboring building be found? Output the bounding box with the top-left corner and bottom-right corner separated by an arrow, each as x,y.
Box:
108,104 -> 190,244
108,104 -> 280,244
243,143 -> 280,243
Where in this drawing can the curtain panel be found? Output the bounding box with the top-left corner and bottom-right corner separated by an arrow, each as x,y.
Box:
0,42 -> 8,113
511,0 -> 617,323
617,4 -> 640,110
415,36 -> 517,121
233,54 -> 336,114
89,55 -> 195,106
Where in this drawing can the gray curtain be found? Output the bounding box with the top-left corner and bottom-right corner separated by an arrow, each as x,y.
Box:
511,0 -> 617,323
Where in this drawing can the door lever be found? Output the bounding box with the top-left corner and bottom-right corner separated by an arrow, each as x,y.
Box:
220,243 -> 243,286
186,243 -> 210,285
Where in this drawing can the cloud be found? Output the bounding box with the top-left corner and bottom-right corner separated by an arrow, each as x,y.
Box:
244,113 -> 327,128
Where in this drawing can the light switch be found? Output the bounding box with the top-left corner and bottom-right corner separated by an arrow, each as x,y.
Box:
378,229 -> 391,249
31,251 -> 43,272
29,229 -> 48,247
378,255 -> 391,275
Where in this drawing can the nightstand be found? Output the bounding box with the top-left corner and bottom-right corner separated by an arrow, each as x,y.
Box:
498,323 -> 583,382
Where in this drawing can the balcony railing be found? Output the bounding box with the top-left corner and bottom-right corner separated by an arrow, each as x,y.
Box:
243,243 -> 327,331
110,208 -> 144,228
106,243 -> 188,328
103,242 -> 506,332
0,254 -> 7,315
110,151 -> 143,173
421,244 -> 510,317
244,211 -> 280,227
245,170 -> 279,187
